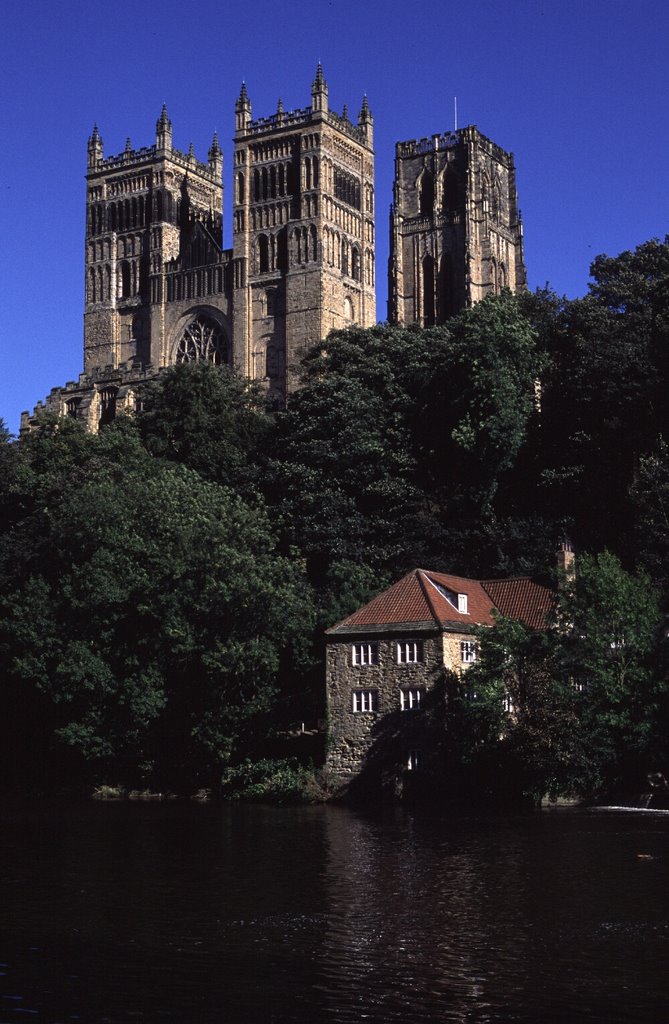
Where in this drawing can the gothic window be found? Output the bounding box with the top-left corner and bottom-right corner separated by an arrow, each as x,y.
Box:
278,164 -> 285,196
310,224 -> 318,262
499,263 -> 506,290
238,172 -> 245,205
341,239 -> 349,277
305,158 -> 312,190
351,247 -> 360,281
266,345 -> 279,378
422,255 -> 435,326
253,169 -> 260,201
418,169 -> 434,216
119,261 -> 131,299
262,168 -> 268,200
64,397 -> 80,420
312,156 -> 319,188
439,254 -> 453,320
270,166 -> 277,199
442,167 -> 458,214
98,387 -> 118,428
258,234 -> 270,273
175,317 -> 227,365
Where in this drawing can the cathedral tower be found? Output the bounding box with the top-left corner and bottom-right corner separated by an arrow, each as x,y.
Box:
388,126 -> 525,326
84,109 -> 229,380
231,66 -> 376,399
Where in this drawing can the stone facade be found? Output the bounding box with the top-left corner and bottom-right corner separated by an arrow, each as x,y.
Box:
325,569 -> 555,788
388,126 -> 526,325
21,72 -> 527,431
22,66 -> 376,431
326,627 -> 470,782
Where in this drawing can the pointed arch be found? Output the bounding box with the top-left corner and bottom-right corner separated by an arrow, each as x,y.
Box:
418,168 -> 434,216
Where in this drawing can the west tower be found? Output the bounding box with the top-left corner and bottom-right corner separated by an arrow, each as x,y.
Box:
232,66 -> 376,399
388,126 -> 525,326
85,110 -> 230,382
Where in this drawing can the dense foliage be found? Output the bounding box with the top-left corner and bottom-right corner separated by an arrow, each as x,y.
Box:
2,236 -> 669,800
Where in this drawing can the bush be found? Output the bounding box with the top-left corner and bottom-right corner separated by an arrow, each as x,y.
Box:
219,758 -> 324,804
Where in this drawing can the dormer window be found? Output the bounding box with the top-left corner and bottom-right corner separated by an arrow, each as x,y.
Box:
426,577 -> 469,614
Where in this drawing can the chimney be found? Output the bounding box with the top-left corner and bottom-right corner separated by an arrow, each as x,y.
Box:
556,538 -> 575,586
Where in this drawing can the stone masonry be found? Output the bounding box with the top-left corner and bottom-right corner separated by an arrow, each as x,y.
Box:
22,71 -> 526,431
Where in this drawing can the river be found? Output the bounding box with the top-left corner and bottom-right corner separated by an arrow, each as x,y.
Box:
1,801 -> 668,1023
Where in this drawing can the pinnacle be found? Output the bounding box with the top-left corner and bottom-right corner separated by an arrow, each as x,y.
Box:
313,62 -> 327,91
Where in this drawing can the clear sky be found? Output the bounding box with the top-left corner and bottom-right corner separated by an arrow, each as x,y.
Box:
1,0 -> 667,434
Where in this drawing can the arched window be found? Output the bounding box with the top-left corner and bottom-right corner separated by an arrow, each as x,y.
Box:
88,268 -> 96,303
253,169 -> 260,202
278,164 -> 285,196
439,254 -> 453,320
238,172 -> 245,205
258,234 -> 270,273
312,156 -> 319,188
422,255 -> 435,326
344,296 -> 354,322
418,169 -> 434,216
98,387 -> 118,428
442,167 -> 458,214
351,247 -> 360,281
119,261 -> 131,299
310,224 -> 318,262
305,158 -> 312,190
262,168 -> 268,200
175,316 -> 227,365
270,166 -> 277,198
341,239 -> 349,277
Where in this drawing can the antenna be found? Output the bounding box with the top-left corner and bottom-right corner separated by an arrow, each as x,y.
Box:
454,96 -> 458,132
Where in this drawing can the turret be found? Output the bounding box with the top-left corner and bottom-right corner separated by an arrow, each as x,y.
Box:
358,94 -> 374,147
155,104 -> 172,152
87,124 -> 103,169
235,82 -> 252,134
208,131 -> 223,178
311,62 -> 328,114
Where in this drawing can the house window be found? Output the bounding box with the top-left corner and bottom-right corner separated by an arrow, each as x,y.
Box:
400,688 -> 423,711
457,594 -> 468,614
397,640 -> 423,664
352,643 -> 378,666
407,749 -> 421,771
461,640 -> 477,664
352,689 -> 379,713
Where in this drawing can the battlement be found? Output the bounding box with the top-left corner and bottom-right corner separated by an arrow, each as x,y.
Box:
241,106 -> 370,147
90,143 -> 217,181
395,126 -> 514,168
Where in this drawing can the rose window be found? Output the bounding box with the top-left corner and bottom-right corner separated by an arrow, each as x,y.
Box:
175,318 -> 227,364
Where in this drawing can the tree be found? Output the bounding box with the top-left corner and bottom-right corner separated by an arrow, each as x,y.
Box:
0,420 -> 312,790
138,362 -> 273,497
557,551 -> 664,794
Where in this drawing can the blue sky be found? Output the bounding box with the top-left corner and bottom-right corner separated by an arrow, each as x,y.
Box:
1,0 -> 667,434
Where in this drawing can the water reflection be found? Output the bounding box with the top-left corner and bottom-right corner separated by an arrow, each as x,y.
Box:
1,802 -> 668,1022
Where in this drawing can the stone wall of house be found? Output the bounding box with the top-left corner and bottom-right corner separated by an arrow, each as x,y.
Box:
325,631 -> 444,780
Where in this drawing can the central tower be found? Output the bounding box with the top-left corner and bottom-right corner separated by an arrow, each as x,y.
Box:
232,66 -> 376,399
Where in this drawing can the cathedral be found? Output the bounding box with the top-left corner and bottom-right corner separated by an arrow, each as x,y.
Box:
23,66 -> 525,432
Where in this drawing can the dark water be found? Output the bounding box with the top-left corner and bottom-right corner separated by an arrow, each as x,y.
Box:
1,802 -> 668,1023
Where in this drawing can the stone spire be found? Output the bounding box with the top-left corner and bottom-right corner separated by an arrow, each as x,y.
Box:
156,104 -> 172,151
358,94 -> 374,146
208,131 -> 223,177
276,96 -> 284,125
235,82 -> 252,133
311,62 -> 328,114
87,123 -> 103,168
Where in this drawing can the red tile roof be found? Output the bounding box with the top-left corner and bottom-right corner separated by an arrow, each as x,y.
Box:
328,569 -> 555,633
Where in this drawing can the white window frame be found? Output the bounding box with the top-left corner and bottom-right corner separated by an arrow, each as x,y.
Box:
400,688 -> 423,711
352,689 -> 379,713
396,640 -> 423,664
457,593 -> 468,614
461,640 -> 478,664
352,642 -> 378,667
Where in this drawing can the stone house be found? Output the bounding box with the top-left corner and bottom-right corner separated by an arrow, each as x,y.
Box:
325,568 -> 554,788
